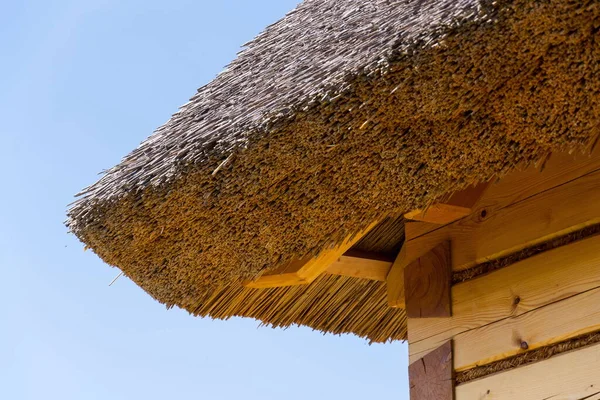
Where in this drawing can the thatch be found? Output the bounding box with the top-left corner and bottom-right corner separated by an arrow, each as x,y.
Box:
191,216 -> 408,344
68,0 -> 600,342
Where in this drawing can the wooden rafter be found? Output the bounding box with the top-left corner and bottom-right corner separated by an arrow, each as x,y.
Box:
325,250 -> 394,281
386,244 -> 407,308
404,181 -> 491,225
244,221 -> 379,289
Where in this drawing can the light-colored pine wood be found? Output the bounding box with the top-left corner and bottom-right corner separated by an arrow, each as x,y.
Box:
405,242 -> 452,318
245,222 -> 379,288
325,251 -> 393,281
404,182 -> 491,225
477,149 -> 600,221
386,244 -> 407,308
451,286 -> 600,371
408,234 -> 600,369
405,221 -> 442,241
401,168 -> 600,273
404,203 -> 472,225
406,149 -> 600,241
455,342 -> 600,400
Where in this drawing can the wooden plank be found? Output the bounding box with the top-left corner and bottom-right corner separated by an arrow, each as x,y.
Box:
409,341 -> 454,400
405,242 -> 452,318
408,234 -> 600,368
386,244 -> 407,308
325,250 -> 393,281
446,181 -> 493,209
244,222 -> 379,288
455,342 -> 600,400
478,149 -> 600,221
405,221 -> 445,242
404,182 -> 491,225
451,286 -> 600,371
404,204 -> 472,225
401,168 -> 600,273
406,149 -> 600,240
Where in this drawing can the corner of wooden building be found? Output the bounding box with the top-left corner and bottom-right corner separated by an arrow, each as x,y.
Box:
402,149 -> 600,400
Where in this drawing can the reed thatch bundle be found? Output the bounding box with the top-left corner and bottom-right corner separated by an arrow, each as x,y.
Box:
68,0 -> 600,343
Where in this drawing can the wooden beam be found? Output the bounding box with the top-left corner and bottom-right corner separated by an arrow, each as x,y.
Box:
408,234 -> 600,370
450,286 -> 600,372
386,244 -> 407,308
409,341 -> 454,400
400,168 -> 600,274
244,222 -> 379,288
406,148 -> 600,240
455,342 -> 600,400
405,221 -> 444,242
325,250 -> 394,281
404,204 -> 472,225
405,241 -> 452,318
404,181 -> 491,225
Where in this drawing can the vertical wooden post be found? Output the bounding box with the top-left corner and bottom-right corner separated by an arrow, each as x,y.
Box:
409,341 -> 454,400
404,241 -> 452,318
405,241 -> 454,399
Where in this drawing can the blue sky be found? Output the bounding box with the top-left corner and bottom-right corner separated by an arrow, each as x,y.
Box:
0,1 -> 408,398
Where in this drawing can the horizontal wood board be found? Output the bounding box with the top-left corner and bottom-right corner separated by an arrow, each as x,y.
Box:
406,149 -> 600,240
408,234 -> 600,369
455,342 -> 600,400
403,167 -> 600,273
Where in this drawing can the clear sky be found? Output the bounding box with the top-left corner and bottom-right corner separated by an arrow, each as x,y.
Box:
0,1 -> 408,399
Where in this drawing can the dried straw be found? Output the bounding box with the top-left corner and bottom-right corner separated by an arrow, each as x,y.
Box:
67,0 -> 600,341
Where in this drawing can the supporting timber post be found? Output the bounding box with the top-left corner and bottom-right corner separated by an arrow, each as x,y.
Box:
404,241 -> 452,318
409,341 -> 454,400
405,241 -> 454,399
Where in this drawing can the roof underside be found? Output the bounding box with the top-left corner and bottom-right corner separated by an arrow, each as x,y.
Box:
68,0 -> 600,342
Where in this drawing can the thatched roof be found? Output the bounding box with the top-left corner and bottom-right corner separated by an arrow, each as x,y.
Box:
68,0 -> 600,343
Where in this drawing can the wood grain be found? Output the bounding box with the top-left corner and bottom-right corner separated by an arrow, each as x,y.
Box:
245,221 -> 379,288
451,287 -> 600,371
406,149 -> 600,240
409,341 -> 454,400
404,182 -> 491,225
405,242 -> 452,318
325,250 -> 393,281
405,221 -> 442,241
455,342 -> 600,400
401,168 -> 600,273
405,204 -> 472,225
387,244 -> 407,308
408,235 -> 600,369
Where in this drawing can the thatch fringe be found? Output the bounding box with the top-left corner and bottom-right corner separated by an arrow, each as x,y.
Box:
192,274 -> 407,344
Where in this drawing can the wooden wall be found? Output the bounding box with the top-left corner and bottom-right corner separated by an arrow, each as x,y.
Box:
403,149 -> 600,400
